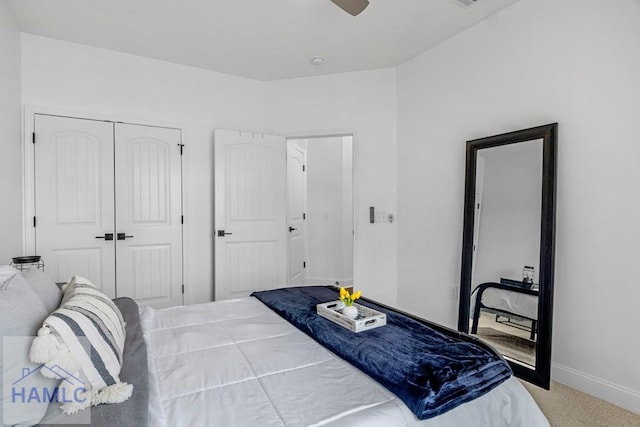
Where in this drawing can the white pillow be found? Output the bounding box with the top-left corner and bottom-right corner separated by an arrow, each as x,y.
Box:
0,265 -> 18,290
21,268 -> 63,313
0,272 -> 59,426
29,276 -> 133,415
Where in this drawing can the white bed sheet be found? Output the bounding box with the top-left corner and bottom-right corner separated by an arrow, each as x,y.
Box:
140,297 -> 548,427
481,288 -> 538,320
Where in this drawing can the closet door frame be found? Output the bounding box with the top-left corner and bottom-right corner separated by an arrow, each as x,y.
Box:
23,105 -> 186,294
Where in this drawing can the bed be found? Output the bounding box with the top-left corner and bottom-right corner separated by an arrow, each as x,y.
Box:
0,267 -> 548,426
139,287 -> 548,426
471,281 -> 539,340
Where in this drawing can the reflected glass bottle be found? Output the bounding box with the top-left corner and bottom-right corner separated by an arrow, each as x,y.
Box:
522,265 -> 535,287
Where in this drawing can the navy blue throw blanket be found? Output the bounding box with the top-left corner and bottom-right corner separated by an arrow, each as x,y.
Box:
252,286 -> 512,420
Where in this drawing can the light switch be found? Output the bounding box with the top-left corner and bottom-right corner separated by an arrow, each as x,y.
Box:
370,207 -> 394,223
375,211 -> 388,223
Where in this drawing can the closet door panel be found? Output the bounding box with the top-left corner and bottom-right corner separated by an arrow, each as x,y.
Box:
114,123 -> 183,308
34,114 -> 116,297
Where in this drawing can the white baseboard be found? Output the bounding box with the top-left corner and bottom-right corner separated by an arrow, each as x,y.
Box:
552,362 -> 640,415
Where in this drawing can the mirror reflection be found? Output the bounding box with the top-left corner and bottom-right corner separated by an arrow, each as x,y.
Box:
286,136 -> 354,287
468,139 -> 542,368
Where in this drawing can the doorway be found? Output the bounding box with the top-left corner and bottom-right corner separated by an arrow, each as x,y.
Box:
213,130 -> 354,300
286,135 -> 354,287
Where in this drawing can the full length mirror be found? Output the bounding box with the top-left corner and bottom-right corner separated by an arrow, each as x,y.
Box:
286,135 -> 354,287
458,123 -> 557,389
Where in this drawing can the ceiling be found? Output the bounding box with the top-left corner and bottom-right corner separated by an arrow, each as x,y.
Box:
6,0 -> 520,81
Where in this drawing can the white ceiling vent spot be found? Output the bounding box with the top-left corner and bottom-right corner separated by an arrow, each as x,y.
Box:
452,0 -> 478,7
311,56 -> 325,67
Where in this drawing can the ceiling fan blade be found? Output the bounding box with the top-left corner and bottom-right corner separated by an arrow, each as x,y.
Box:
331,0 -> 370,16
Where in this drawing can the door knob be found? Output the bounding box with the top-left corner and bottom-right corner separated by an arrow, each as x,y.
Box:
95,233 -> 114,241
289,227 -> 297,232
217,230 -> 233,237
117,233 -> 134,240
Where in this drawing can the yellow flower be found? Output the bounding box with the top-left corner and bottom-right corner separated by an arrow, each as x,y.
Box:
338,287 -> 362,307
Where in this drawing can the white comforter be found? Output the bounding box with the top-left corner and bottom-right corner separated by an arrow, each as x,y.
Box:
140,297 -> 548,426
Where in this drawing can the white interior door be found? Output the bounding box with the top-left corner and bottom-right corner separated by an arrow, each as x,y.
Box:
34,114 -> 116,297
114,123 -> 183,308
214,130 -> 287,300
287,143 -> 307,285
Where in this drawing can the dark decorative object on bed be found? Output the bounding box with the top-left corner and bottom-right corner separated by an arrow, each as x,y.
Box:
458,123 -> 557,389
252,286 -> 512,420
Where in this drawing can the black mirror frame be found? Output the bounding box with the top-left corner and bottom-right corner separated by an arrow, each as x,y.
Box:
458,123 -> 557,389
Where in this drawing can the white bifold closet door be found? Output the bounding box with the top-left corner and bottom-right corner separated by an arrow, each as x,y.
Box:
34,115 -> 117,297
34,114 -> 183,308
113,123 -> 183,308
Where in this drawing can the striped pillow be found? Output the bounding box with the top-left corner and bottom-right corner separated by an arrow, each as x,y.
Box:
29,276 -> 133,414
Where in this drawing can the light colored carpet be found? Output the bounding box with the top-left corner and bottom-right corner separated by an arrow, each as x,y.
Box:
476,326 -> 535,366
522,380 -> 640,426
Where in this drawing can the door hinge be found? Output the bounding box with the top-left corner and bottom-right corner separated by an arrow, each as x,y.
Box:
182,284 -> 185,294
32,133 -> 36,144
178,144 -> 184,155
181,215 -> 184,224
303,261 -> 306,269
33,216 -> 36,227
303,213 -> 306,220
302,165 -> 306,172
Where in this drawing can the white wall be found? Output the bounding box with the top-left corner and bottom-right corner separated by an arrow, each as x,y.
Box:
19,35 -> 398,307
305,136 -> 353,284
397,0 -> 640,413
306,138 -> 344,282
341,136 -> 354,282
264,69 -> 398,305
21,34 -> 265,304
0,0 -> 22,263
